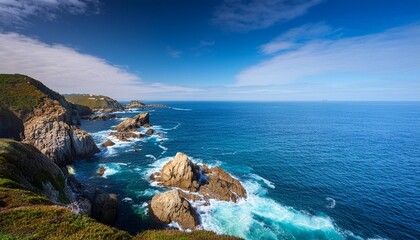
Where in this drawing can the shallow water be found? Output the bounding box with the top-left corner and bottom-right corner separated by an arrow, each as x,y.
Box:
73,102 -> 420,239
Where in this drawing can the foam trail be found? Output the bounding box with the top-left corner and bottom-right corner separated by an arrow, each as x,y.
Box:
249,173 -> 275,189
171,107 -> 192,111
145,154 -> 157,160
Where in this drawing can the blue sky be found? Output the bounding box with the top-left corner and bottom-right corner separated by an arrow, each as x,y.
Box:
0,0 -> 420,101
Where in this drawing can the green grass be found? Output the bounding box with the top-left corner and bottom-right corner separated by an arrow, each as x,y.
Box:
0,206 -> 132,240
0,139 -> 70,204
64,94 -> 123,110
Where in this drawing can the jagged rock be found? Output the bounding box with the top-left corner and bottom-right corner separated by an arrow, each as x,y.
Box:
70,126 -> 100,157
0,139 -> 74,204
114,113 -> 149,132
149,190 -> 199,229
23,102 -> 99,167
145,129 -> 154,135
101,140 -> 115,147
151,153 -> 246,203
97,167 -> 106,176
92,190 -> 119,225
199,166 -> 246,202
151,152 -> 201,192
109,132 -> 143,142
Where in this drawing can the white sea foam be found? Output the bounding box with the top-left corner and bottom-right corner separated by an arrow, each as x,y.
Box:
98,163 -> 123,178
158,144 -> 168,151
326,197 -> 336,209
145,154 -> 157,160
122,197 -> 133,202
136,189 -> 161,197
196,179 -> 343,239
249,173 -> 275,189
67,165 -> 76,175
171,107 -> 192,111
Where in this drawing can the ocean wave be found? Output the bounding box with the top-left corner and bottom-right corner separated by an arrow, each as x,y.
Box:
98,163 -> 124,178
145,154 -> 157,160
249,173 -> 275,189
197,179 -> 344,240
135,188 -> 161,197
171,107 -> 192,111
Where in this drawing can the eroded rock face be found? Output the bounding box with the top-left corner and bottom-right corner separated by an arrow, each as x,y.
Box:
114,113 -> 149,132
200,166 -> 246,202
145,129 -> 154,135
70,126 -> 100,157
92,190 -> 119,225
149,190 -> 199,229
23,99 -> 99,166
152,152 -> 201,192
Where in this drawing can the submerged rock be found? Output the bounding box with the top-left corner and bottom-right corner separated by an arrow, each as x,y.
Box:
149,189 -> 199,229
101,140 -> 115,147
114,113 -> 149,132
97,167 -> 106,176
145,129 -> 154,135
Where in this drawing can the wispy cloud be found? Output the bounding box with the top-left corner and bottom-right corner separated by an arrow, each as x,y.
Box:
0,0 -> 99,26
212,0 -> 322,32
237,24 -> 420,87
260,22 -> 335,54
0,32 -> 201,100
167,46 -> 182,58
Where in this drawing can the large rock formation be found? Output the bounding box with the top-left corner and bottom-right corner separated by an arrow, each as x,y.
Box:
0,139 -> 74,204
23,99 -> 99,166
151,152 -> 201,192
149,190 -> 199,229
150,152 -> 246,202
0,74 -> 99,166
114,113 -> 149,132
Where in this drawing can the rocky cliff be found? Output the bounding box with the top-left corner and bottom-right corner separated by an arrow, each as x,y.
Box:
0,74 -> 99,166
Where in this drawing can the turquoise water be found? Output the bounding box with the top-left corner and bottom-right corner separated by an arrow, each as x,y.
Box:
73,102 -> 420,240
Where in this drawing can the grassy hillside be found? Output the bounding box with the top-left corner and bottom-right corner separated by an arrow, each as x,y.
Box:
0,74 -> 47,114
65,94 -> 123,111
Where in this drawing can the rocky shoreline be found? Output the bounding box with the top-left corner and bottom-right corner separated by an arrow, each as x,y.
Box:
0,74 -> 243,239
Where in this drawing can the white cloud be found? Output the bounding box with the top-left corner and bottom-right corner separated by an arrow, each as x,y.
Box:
212,0 -> 322,32
167,46 -> 182,58
0,32 -> 201,100
237,24 -> 420,86
260,22 -> 334,54
0,0 -> 99,26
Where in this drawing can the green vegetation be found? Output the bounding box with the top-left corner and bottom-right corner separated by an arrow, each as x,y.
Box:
134,230 -> 242,240
65,94 -> 123,111
0,139 -> 69,204
0,74 -> 47,112
0,206 -> 132,240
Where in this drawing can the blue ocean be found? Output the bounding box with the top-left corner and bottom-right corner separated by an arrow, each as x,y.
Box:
73,102 -> 420,240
